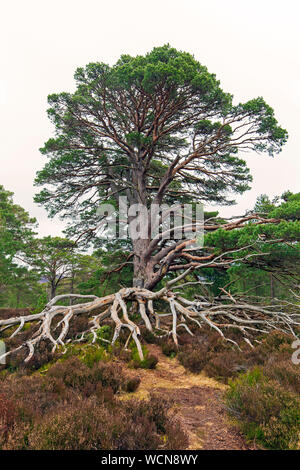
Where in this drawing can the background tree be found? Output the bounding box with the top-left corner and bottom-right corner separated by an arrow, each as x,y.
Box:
66,252 -> 100,302
24,236 -> 78,299
0,185 -> 37,303
203,192 -> 300,298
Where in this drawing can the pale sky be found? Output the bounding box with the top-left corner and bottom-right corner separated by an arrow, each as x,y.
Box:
0,0 -> 299,236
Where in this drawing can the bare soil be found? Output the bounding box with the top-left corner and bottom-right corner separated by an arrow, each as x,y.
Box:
120,344 -> 252,450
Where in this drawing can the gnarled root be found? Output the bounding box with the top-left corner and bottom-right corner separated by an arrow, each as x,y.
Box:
1,285 -> 299,364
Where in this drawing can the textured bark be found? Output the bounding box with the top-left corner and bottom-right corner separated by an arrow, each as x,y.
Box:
115,215 -> 283,292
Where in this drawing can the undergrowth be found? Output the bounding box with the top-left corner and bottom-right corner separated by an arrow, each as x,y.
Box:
226,368 -> 300,450
0,356 -> 186,450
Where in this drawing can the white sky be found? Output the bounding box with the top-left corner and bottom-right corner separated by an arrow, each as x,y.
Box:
0,0 -> 299,236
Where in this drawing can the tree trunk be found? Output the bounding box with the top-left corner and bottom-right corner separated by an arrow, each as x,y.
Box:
132,239 -> 162,290
50,282 -> 56,300
132,239 -> 150,288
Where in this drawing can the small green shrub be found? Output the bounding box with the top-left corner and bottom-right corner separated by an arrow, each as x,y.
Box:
81,346 -> 108,368
131,354 -> 158,370
129,343 -> 158,369
96,325 -> 112,344
263,359 -> 300,395
226,367 -> 300,449
32,293 -> 48,314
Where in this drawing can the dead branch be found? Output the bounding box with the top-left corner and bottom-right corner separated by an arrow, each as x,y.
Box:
1,281 -> 299,365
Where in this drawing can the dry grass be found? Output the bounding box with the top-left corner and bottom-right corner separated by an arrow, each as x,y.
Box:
120,344 -> 226,402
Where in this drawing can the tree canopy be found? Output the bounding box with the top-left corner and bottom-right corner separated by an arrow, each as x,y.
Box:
0,185 -> 37,299
34,45 -> 288,289
24,236 -> 80,299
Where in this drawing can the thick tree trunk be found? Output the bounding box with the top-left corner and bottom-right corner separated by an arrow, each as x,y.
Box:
132,239 -> 150,288
132,239 -> 161,290
130,165 -> 158,289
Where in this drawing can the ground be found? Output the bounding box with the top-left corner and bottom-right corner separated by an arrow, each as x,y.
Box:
120,344 -> 253,450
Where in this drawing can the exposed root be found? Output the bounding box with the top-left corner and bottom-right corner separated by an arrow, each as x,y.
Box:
0,283 -> 299,364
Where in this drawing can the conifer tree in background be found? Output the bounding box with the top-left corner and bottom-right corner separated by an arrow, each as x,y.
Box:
0,185 -> 38,306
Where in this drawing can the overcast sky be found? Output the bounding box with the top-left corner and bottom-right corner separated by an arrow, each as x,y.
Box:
1,0 -> 299,236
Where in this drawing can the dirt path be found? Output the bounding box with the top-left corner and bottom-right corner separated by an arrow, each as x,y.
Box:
120,344 -> 251,450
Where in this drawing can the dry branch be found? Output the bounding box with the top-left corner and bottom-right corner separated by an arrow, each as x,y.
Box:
1,278 -> 299,364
